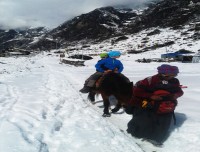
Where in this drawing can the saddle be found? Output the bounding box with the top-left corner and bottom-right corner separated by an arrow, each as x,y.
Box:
95,71 -> 115,89
95,73 -> 108,88
95,71 -> 130,88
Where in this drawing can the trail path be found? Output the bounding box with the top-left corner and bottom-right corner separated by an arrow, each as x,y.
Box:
0,54 -> 142,152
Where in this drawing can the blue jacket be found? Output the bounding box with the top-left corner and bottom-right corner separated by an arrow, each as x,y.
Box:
95,57 -> 124,73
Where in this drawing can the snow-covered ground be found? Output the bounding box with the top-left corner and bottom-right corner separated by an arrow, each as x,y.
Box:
0,50 -> 200,152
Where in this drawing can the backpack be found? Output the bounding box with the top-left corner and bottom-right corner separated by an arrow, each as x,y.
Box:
152,90 -> 177,114
156,100 -> 176,114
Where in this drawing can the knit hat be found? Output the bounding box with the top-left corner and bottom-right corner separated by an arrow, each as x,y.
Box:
99,53 -> 108,58
157,64 -> 179,75
108,50 -> 121,58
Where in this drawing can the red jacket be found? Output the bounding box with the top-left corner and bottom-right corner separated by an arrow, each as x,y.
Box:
131,74 -> 184,107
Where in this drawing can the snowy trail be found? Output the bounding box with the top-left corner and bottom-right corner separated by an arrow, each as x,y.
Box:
59,60 -> 162,152
0,54 -> 142,152
1,53 -> 200,152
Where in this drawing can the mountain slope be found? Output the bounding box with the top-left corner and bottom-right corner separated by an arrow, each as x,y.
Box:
1,0 -> 200,53
48,7 -> 137,41
125,0 -> 200,33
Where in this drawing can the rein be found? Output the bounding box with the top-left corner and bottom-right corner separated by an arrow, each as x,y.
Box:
128,87 -> 135,105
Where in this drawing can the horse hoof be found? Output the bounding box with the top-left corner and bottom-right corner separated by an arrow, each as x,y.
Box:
102,113 -> 111,117
111,108 -> 119,113
91,101 -> 95,105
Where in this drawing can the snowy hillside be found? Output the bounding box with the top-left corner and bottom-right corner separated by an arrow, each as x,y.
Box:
0,49 -> 200,152
1,0 -> 200,53
63,26 -> 200,61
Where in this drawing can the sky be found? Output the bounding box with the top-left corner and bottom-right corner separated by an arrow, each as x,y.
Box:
0,49 -> 200,152
0,0 -> 156,30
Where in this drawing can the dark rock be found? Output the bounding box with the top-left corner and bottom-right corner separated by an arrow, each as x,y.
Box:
62,59 -> 85,66
147,29 -> 161,36
68,54 -> 93,60
19,50 -> 31,55
194,23 -> 200,31
114,35 -> 129,42
139,41 -> 175,51
127,50 -> 148,54
192,32 -> 200,40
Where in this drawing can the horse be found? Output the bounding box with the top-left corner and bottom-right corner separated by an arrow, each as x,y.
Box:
92,72 -> 133,117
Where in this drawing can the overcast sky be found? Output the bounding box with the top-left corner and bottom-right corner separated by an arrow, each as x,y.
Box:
0,0 -> 156,30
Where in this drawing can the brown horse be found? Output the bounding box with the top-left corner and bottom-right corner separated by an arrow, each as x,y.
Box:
91,72 -> 133,117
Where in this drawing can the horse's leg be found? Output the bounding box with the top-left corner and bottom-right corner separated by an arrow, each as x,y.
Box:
103,99 -> 111,117
111,102 -> 122,113
102,94 -> 111,117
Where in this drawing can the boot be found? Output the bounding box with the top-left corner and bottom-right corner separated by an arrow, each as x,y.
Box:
79,86 -> 91,93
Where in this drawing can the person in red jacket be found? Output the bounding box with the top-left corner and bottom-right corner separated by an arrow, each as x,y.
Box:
133,64 -> 183,107
126,64 -> 184,145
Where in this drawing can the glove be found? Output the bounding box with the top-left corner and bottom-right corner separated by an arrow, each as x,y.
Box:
142,100 -> 153,109
142,100 -> 148,108
113,68 -> 118,73
104,70 -> 112,74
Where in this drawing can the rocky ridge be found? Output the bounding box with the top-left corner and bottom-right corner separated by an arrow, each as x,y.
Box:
0,0 -> 200,55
